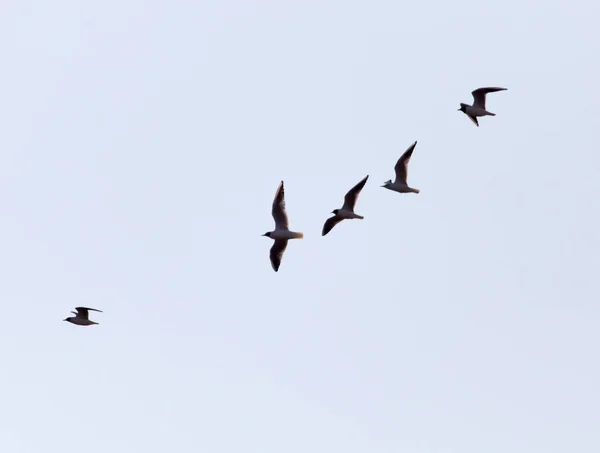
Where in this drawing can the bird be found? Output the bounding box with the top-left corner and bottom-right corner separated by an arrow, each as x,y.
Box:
262,181 -> 304,272
458,87 -> 507,126
322,175 -> 369,236
63,307 -> 102,326
382,141 -> 420,194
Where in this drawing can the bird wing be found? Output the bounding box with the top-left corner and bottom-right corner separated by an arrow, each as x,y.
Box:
74,307 -> 102,319
269,239 -> 288,272
271,181 -> 289,230
322,215 -> 343,236
467,114 -> 479,127
394,141 -> 417,184
341,175 -> 369,211
471,87 -> 506,109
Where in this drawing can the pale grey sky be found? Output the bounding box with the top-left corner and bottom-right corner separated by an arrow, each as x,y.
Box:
1,1 -> 599,452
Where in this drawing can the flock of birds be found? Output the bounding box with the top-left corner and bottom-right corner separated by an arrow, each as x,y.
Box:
260,86 -> 507,272
63,86 -> 507,325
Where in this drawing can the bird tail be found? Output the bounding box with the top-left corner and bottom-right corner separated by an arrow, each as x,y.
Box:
356,215 -> 365,220
412,188 -> 421,194
291,232 -> 304,239
487,111 -> 496,116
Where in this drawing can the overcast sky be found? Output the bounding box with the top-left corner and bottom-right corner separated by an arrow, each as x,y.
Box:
1,1 -> 599,452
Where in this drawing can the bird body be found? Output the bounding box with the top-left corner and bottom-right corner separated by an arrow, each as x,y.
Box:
460,104 -> 495,117
264,230 -> 304,241
458,87 -> 507,126
262,181 -> 303,271
322,175 -> 369,236
333,209 -> 364,220
382,141 -> 420,194
63,307 -> 102,326
67,317 -> 98,326
382,180 -> 420,194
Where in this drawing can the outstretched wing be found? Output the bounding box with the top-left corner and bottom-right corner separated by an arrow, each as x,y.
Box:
472,87 -> 507,109
322,216 -> 343,236
467,114 -> 479,127
394,141 -> 417,184
269,240 -> 288,272
75,307 -> 102,320
342,175 -> 369,211
271,181 -> 289,230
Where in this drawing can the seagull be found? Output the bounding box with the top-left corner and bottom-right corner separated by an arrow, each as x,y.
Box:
458,87 -> 507,126
63,307 -> 102,326
262,181 -> 304,272
322,175 -> 369,236
382,141 -> 420,194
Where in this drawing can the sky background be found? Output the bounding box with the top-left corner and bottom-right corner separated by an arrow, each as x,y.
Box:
1,1 -> 599,452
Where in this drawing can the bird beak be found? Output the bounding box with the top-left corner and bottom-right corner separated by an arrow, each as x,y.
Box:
261,233 -> 267,236
457,108 -> 461,111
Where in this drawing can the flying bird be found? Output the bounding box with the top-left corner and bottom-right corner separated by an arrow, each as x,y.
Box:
262,181 -> 304,272
322,175 -> 369,236
382,141 -> 420,194
63,307 -> 102,326
458,87 -> 507,126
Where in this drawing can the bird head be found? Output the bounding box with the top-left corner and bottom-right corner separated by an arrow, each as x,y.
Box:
381,180 -> 392,187
458,103 -> 467,112
262,232 -> 271,238
331,209 -> 339,215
